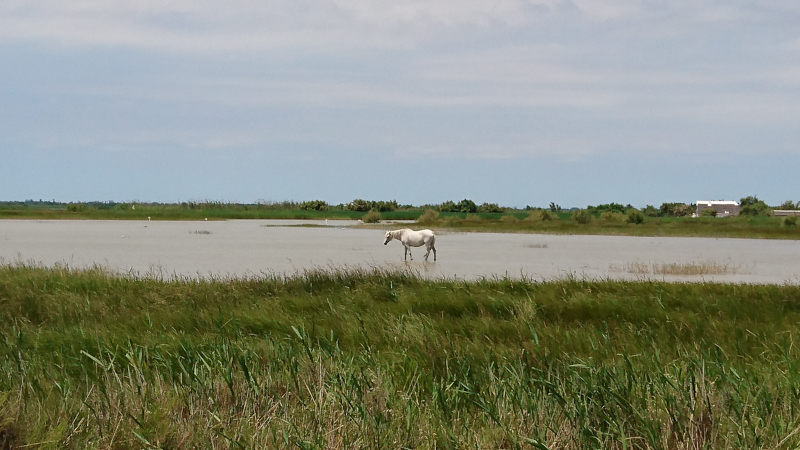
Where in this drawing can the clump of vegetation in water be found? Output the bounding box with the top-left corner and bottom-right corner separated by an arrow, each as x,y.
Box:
361,209 -> 381,223
2,263 -> 800,448
416,208 -> 440,224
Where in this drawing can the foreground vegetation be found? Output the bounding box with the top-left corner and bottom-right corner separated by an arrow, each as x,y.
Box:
2,264 -> 800,448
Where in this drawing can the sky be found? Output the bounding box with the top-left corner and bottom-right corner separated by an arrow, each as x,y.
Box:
1,1 -> 798,208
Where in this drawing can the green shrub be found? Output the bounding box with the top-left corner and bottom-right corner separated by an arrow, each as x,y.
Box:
660,202 -> 693,217
416,209 -> 440,224
642,205 -> 659,217
526,210 -> 551,222
500,214 -> 519,223
627,209 -> 645,224
588,203 -> 631,215
477,202 -> 505,213
601,211 -> 626,223
700,208 -> 717,217
438,200 -> 458,212
571,209 -> 592,224
345,199 -> 372,212
362,210 -> 381,223
457,199 -> 478,213
299,200 -> 329,211
373,200 -> 398,212
66,203 -> 85,212
740,195 -> 772,217
784,216 -> 798,228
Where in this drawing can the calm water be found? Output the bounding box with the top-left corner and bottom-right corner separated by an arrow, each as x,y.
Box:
1,219 -> 799,283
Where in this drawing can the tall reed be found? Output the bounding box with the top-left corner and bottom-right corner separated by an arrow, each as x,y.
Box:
2,263 -> 800,448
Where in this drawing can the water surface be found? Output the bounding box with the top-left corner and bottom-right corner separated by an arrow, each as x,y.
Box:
1,220 -> 798,283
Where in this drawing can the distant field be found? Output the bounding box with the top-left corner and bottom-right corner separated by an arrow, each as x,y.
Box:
2,202 -> 800,239
0,203 -> 419,221
2,263 -> 800,448
418,215 -> 800,240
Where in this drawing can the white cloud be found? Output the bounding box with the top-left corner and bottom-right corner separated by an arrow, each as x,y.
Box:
0,0 -> 555,51
7,0 -> 795,52
2,0 -> 798,162
3,1 -> 799,53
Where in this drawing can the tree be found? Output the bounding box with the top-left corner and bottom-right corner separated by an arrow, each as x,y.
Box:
438,200 -> 458,212
659,202 -> 693,217
477,202 -> 504,213
345,199 -> 372,212
299,200 -> 329,211
457,199 -> 477,213
587,203 -> 630,215
373,200 -> 398,212
627,209 -> 645,224
778,200 -> 799,210
642,205 -> 659,217
571,209 -> 592,224
549,202 -> 561,213
739,196 -> 771,217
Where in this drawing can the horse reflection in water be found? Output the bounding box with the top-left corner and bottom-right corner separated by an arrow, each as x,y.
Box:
383,228 -> 437,261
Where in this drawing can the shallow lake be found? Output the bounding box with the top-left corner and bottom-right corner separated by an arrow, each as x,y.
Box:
1,219 -> 799,284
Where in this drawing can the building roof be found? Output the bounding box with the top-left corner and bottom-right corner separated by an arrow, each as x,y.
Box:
696,200 -> 740,206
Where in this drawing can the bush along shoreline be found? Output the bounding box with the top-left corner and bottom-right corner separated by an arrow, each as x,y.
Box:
4,198 -> 800,239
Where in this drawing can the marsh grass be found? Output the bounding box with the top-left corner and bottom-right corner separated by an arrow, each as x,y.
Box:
413,215 -> 800,240
2,263 -> 800,448
600,212 -> 627,223
610,261 -> 745,276
653,261 -> 743,275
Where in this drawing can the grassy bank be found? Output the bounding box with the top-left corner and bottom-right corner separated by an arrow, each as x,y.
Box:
415,214 -> 800,240
3,202 -> 799,239
2,264 -> 800,448
0,204 -> 420,221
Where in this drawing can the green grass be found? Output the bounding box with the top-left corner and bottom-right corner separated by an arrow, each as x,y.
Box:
0,205 -> 420,221
415,214 -> 800,240
2,263 -> 800,448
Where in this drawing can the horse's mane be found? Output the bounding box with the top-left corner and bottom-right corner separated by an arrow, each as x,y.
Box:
390,228 -> 412,239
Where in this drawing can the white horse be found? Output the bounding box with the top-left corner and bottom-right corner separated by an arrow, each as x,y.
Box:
384,228 -> 437,261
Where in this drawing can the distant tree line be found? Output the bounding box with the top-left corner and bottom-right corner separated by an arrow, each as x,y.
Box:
3,196 -> 795,218
434,199 -> 505,214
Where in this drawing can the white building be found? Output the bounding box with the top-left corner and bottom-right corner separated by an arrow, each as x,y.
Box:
696,200 -> 740,217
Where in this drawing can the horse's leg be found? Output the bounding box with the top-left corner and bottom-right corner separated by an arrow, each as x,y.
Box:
424,244 -> 431,261
406,245 -> 413,260
404,245 -> 407,261
432,243 -> 437,261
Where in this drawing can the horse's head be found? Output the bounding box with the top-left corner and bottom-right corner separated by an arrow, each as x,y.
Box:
383,231 -> 392,245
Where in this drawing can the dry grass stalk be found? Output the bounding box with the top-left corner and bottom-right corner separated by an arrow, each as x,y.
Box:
609,261 -> 743,276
